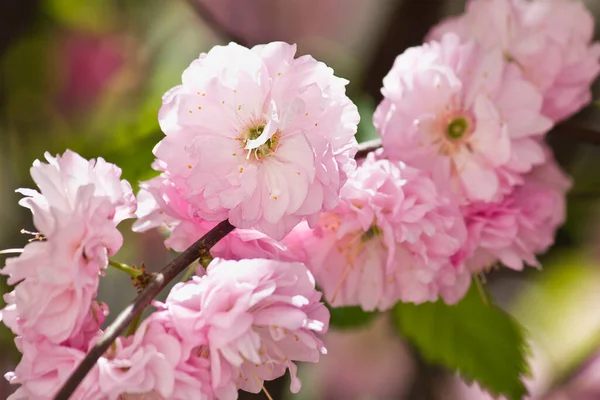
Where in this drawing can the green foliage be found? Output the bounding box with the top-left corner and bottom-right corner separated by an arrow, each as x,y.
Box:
512,252 -> 600,380
44,0 -> 118,31
393,285 -> 529,400
328,304 -> 378,330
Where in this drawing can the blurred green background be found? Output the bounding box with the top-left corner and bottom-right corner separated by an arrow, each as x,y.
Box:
2,0 -> 600,399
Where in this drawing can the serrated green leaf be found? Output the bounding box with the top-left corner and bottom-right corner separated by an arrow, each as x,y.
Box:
328,304 -> 378,330
393,285 -> 529,400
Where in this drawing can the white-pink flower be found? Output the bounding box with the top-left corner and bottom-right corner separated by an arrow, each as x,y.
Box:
428,0 -> 600,122
456,151 -> 571,272
154,41 -> 359,240
286,154 -> 470,309
374,33 -> 552,203
151,258 -> 329,399
1,150 -> 136,344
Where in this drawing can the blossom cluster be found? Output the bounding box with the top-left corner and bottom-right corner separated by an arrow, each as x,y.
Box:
285,0 -> 584,310
1,152 -> 328,399
1,0 -> 596,397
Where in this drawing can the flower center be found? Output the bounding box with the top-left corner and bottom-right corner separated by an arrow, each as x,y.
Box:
248,125 -> 264,141
446,116 -> 470,140
361,224 -> 382,242
243,123 -> 280,160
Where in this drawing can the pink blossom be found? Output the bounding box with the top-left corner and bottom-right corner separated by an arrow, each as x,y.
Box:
133,175 -> 296,261
5,338 -> 100,400
374,34 -> 551,203
308,316 -> 416,399
287,154 -> 470,310
19,150 -> 136,233
428,0 -> 600,122
96,321 -> 183,399
152,258 -> 329,398
0,150 -> 136,344
64,301 -> 108,352
6,317 -> 215,400
154,41 -> 359,240
1,251 -> 99,344
457,152 -> 571,272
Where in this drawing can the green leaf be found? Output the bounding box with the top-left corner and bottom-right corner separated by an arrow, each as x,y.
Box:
328,305 -> 378,330
393,285 -> 529,400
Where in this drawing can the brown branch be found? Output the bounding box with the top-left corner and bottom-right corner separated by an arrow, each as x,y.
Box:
184,0 -> 249,47
54,220 -> 235,400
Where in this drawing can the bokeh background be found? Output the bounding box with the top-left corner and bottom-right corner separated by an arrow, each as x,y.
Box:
2,0 -> 600,399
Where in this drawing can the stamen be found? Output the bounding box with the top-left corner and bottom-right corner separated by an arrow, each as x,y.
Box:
361,225 -> 382,242
473,274 -> 489,306
331,262 -> 353,304
20,229 -> 46,242
446,116 -> 469,140
248,365 -> 274,400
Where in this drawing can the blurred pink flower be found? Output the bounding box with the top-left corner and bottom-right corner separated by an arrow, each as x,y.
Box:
456,150 -> 571,273
428,0 -> 600,122
151,258 -> 329,398
308,316 -> 416,400
374,33 -> 551,203
154,41 -> 359,239
546,352 -> 600,400
58,33 -> 125,113
287,154 -> 470,309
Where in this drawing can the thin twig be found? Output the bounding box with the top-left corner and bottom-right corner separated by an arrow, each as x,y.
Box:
473,275 -> 489,307
184,0 -> 249,47
54,220 -> 235,400
108,260 -> 142,278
